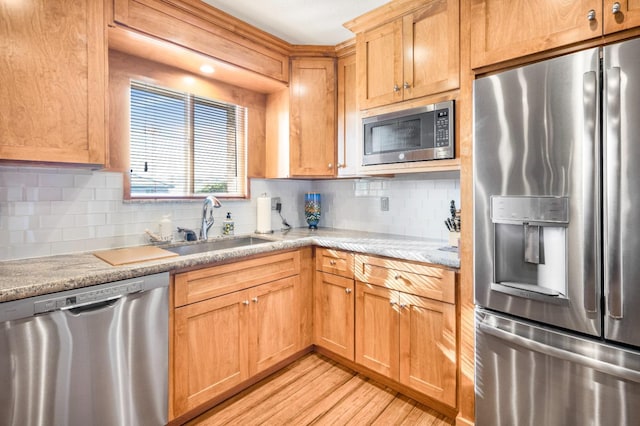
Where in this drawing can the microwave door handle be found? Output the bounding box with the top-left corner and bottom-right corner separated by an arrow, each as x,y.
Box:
582,70 -> 598,314
606,66 -> 623,319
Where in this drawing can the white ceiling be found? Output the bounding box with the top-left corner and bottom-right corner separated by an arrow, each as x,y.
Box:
201,0 -> 391,45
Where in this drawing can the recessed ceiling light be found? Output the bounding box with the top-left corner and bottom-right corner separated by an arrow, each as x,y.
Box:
200,64 -> 215,74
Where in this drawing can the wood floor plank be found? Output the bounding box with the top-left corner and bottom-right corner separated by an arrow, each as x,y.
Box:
186,354 -> 328,425
289,376 -> 366,425
310,378 -> 394,425
187,354 -> 455,426
370,394 -> 418,425
232,363 -> 354,425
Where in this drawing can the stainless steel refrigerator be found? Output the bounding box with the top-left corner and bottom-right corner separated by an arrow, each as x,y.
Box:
473,37 -> 640,426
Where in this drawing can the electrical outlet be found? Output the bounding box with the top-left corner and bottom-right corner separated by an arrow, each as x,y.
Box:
381,197 -> 389,211
271,197 -> 281,210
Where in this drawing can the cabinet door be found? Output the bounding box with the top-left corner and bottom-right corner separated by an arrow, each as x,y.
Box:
290,58 -> 337,177
173,291 -> 249,416
470,0 -> 601,69
403,0 -> 459,100
314,271 -> 355,359
399,293 -> 456,407
356,19 -> 403,109
249,276 -> 300,375
604,0 -> 640,33
337,53 -> 359,177
355,283 -> 399,380
0,0 -> 106,164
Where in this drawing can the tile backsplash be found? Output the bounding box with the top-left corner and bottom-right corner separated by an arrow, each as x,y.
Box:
0,166 -> 459,261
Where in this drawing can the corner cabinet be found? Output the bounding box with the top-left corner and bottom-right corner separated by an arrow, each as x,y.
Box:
471,0 -> 640,69
0,0 -> 106,165
354,254 -> 457,407
171,250 -> 310,419
354,0 -> 459,109
289,58 -> 337,177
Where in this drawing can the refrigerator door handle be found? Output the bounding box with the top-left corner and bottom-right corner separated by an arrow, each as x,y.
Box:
479,320 -> 640,384
606,66 -> 623,319
583,70 -> 598,313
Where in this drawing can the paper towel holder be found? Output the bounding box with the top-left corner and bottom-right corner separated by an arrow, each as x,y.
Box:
255,193 -> 274,234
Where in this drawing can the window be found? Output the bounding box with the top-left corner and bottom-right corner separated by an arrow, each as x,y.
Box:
129,81 -> 247,198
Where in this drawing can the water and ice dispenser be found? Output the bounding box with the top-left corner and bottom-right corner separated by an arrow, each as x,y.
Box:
490,196 -> 569,303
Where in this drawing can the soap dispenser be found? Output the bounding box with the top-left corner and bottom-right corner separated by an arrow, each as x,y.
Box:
223,212 -> 234,236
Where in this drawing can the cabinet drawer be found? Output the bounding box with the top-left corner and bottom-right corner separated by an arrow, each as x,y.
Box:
315,248 -> 354,278
355,254 -> 455,304
175,251 -> 300,307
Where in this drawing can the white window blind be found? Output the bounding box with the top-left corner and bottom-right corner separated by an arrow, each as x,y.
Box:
129,81 -> 247,198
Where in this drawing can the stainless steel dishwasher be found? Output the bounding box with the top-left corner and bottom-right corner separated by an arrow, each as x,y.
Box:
0,272 -> 169,426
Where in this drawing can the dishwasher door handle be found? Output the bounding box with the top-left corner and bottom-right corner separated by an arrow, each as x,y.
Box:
479,320 -> 640,384
65,296 -> 122,314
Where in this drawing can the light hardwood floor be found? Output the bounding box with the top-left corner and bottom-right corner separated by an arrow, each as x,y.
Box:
186,353 -> 454,425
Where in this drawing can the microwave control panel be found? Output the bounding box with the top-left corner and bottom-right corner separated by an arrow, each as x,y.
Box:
435,110 -> 450,147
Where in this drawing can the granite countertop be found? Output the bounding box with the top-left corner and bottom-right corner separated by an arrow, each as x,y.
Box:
0,228 -> 459,303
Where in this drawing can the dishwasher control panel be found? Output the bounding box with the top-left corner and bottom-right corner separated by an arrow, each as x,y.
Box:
34,281 -> 143,314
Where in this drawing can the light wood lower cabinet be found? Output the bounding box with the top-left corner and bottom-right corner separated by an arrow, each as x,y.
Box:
314,248 -> 355,360
172,251 -> 306,418
355,254 -> 457,408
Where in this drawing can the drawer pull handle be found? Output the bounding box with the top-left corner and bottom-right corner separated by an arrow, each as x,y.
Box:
612,2 -> 621,14
329,260 -> 337,266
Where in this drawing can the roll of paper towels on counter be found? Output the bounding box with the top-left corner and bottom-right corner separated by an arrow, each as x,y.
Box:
256,195 -> 272,233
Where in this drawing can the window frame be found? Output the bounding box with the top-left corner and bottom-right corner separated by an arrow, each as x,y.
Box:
128,80 -> 248,200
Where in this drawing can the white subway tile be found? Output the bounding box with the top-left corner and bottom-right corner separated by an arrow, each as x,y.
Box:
62,226 -> 95,241
63,188 -> 95,201
40,214 -> 76,229
38,173 -> 74,188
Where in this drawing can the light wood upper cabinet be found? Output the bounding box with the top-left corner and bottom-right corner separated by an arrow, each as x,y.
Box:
470,0 -> 604,69
355,0 -> 459,109
0,0 -> 106,165
336,52 -> 360,177
289,58 -> 337,177
604,0 -> 640,33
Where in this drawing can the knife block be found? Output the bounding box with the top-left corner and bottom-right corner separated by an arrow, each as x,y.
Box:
449,231 -> 460,247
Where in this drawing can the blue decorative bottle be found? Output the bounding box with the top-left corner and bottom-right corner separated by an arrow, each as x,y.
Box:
304,193 -> 321,229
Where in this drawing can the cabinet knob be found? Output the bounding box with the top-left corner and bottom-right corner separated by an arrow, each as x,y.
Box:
329,260 -> 337,266
399,302 -> 407,309
243,300 -> 250,306
337,163 -> 344,168
394,274 -> 401,280
328,163 -> 333,169
403,82 -> 411,89
390,299 -> 397,306
345,288 -> 352,294
393,84 -> 400,92
612,2 -> 621,14
587,9 -> 596,21
252,297 -> 258,303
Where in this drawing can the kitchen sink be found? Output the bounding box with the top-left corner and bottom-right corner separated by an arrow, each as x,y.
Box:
166,236 -> 273,256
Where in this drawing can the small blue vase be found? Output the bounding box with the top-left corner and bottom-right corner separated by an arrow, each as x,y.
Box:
304,193 -> 321,229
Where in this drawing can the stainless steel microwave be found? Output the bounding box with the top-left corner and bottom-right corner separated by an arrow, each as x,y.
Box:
362,100 -> 454,165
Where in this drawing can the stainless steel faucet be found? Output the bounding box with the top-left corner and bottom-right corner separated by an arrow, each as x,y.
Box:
200,195 -> 222,240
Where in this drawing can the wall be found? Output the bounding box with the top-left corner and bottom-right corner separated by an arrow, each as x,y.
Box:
0,166 -> 459,261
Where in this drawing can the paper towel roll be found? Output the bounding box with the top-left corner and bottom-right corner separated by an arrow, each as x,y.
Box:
256,196 -> 272,233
